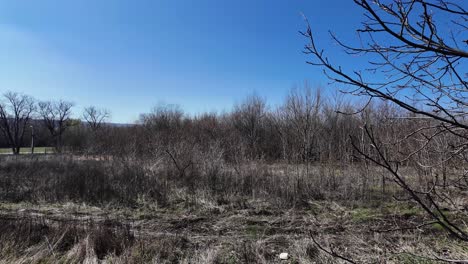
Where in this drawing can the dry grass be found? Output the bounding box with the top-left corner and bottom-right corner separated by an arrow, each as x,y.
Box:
0,198 -> 466,263
0,156 -> 466,263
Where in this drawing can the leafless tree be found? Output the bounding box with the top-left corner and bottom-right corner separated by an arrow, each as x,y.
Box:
38,100 -> 74,153
232,94 -> 267,160
0,92 -> 35,155
269,108 -> 290,161
281,84 -> 323,162
321,93 -> 358,163
303,0 -> 468,241
83,106 -> 110,132
138,104 -> 199,179
139,104 -> 184,155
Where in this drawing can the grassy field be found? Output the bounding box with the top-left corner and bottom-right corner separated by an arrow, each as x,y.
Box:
0,147 -> 55,155
1,200 -> 465,263
0,156 -> 466,263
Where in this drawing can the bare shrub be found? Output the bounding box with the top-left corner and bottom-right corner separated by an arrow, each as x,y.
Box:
0,157 -> 167,207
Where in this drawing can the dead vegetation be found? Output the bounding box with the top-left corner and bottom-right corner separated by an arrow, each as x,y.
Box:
0,198 -> 466,263
0,155 -> 466,263
0,0 -> 467,261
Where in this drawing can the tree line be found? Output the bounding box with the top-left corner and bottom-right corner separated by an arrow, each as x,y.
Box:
0,85 -> 423,166
1,0 -> 466,257
0,92 -> 109,154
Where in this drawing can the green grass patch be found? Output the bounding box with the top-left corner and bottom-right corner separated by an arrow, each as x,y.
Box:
350,203 -> 424,223
245,224 -> 266,239
350,207 -> 381,222
398,206 -> 423,217
431,223 -> 445,232
382,203 -> 423,217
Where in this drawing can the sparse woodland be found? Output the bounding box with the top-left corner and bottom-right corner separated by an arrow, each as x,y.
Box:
0,0 -> 467,263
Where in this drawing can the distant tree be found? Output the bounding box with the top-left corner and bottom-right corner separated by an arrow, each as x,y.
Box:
38,100 -> 74,153
140,104 -> 184,133
303,0 -> 468,241
269,108 -> 290,161
0,92 -> 35,154
232,94 -> 267,160
320,93 -> 357,163
281,84 -> 323,162
83,106 -> 110,132
139,104 -> 189,164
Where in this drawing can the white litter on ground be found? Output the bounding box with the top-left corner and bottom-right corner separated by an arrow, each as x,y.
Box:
279,253 -> 289,260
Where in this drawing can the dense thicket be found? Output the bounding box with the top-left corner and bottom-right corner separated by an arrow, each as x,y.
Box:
0,86 -> 444,166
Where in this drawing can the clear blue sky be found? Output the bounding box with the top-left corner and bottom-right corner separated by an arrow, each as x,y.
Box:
0,0 -> 364,123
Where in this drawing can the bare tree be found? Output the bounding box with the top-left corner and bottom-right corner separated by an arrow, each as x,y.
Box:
139,104 -> 184,155
83,106 -> 110,132
139,104 -> 197,175
0,92 -> 35,155
269,108 -> 290,161
232,94 -> 267,160
281,84 -> 323,162
303,0 -> 468,241
38,100 -> 74,153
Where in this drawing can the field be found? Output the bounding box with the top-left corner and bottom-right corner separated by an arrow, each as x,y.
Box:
2,201 -> 465,264
0,156 -> 466,263
0,0 -> 466,262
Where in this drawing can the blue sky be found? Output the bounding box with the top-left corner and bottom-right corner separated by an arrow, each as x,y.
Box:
0,0 -> 364,123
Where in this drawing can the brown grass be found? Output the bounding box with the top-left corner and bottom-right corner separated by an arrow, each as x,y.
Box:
0,156 -> 466,263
